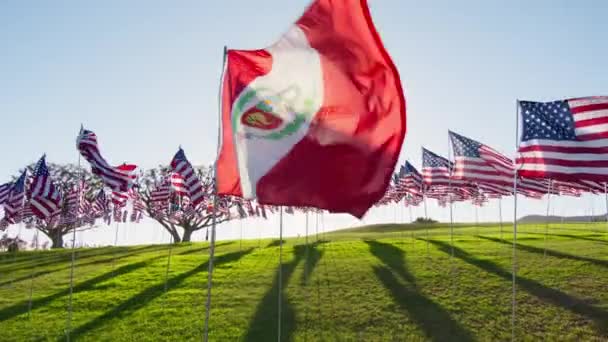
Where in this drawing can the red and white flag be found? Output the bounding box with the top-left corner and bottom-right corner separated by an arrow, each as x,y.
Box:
216,0 -> 406,217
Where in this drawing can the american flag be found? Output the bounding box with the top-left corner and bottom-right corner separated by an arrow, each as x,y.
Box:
422,147 -> 474,200
450,131 -> 513,189
112,191 -> 129,208
259,204 -> 268,219
517,97 -> 608,181
422,148 -> 452,187
92,189 -> 109,215
4,171 -> 27,223
449,131 -> 562,199
29,156 -> 63,219
150,177 -> 171,204
170,173 -> 188,196
399,161 -> 423,196
236,202 -> 247,218
77,128 -> 137,192
170,148 -> 205,207
0,183 -> 10,205
403,193 -> 423,207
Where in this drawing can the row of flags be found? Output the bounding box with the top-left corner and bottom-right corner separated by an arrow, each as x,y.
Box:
383,97 -> 608,209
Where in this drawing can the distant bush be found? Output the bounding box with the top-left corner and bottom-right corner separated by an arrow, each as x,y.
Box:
414,217 -> 437,224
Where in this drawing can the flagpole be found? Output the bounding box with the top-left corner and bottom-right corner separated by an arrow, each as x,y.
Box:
203,45 -> 228,342
604,183 -> 608,236
277,206 -> 284,342
543,180 -> 552,258
511,99 -> 521,342
499,197 -> 503,241
27,229 -> 40,319
111,219 -> 120,276
66,144 -> 82,342
304,210 -> 310,340
447,133 -> 455,260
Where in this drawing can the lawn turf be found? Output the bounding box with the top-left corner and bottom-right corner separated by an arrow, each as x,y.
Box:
0,222 -> 607,341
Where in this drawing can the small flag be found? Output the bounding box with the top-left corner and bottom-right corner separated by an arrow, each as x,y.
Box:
77,127 -> 137,192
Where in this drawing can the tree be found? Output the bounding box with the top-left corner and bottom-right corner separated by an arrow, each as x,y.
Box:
135,165 -> 233,243
19,163 -> 102,249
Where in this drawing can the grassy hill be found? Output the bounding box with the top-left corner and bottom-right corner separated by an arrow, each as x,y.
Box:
1,222 -> 607,341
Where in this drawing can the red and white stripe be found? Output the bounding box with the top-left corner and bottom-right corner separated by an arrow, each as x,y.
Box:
517,96 -> 608,181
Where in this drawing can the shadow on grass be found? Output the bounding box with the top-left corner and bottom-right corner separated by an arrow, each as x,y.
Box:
476,236 -> 608,268
266,240 -> 285,248
365,240 -> 415,284
0,244 -> 176,288
364,240 -> 474,342
0,244 -> 167,274
243,242 -> 322,341
427,239 -> 608,334
525,232 -> 608,245
176,241 -> 234,256
298,243 -> 323,286
69,249 -> 254,339
0,253 -> 169,323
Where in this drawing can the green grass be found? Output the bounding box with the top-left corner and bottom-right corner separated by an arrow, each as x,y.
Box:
1,222 -> 607,341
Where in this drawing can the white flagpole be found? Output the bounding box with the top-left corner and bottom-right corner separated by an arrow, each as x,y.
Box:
277,206 -> 284,342
499,197 -> 503,241
604,183 -> 608,234
164,199 -> 175,296
543,180 -> 552,258
66,141 -> 85,342
203,45 -> 228,342
239,218 -> 243,252
27,229 -> 40,319
447,133 -> 455,259
111,219 -> 120,275
511,99 -> 521,341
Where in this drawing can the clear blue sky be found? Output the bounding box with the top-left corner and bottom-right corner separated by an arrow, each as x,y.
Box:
1,0 -> 607,244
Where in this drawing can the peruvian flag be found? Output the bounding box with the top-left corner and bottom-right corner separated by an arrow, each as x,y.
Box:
216,0 -> 406,218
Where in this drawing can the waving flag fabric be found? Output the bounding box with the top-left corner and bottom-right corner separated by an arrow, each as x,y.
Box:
4,171 -> 27,222
170,173 -> 188,196
0,183 -> 10,206
398,161 -> 423,196
216,0 -> 406,218
170,148 -> 205,207
150,178 -> 171,205
517,97 -> 608,181
77,128 -> 137,192
450,131 -> 513,188
92,189 -> 109,216
30,155 -> 62,219
422,148 -> 453,187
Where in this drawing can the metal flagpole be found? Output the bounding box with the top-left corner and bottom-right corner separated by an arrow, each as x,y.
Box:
164,234 -> 174,293
475,205 -> 479,236
111,220 -> 120,275
162,200 -> 174,300
604,183 -> 608,236
408,204 -> 413,223
239,218 -> 243,253
499,198 -> 503,241
66,148 -> 83,342
447,133 -> 455,259
27,229 -> 40,319
203,45 -> 228,342
423,193 -> 428,219
278,206 -> 284,342
511,99 -> 521,342
316,211 -> 319,242
304,210 -> 310,340
543,180 -> 552,258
